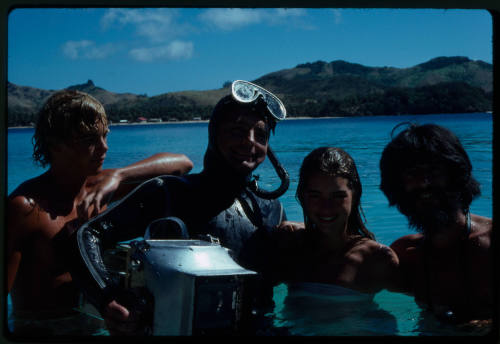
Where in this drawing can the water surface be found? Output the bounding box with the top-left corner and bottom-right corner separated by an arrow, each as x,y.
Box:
6,113 -> 493,336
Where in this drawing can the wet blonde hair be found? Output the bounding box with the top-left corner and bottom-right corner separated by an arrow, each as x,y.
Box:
32,90 -> 108,167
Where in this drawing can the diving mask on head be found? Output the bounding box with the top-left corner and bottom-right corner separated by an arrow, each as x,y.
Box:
232,80 -> 287,122
231,80 -> 289,200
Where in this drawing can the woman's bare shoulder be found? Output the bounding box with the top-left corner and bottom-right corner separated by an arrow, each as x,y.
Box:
346,238 -> 397,267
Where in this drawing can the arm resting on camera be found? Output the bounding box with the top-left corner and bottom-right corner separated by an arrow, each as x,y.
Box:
68,176 -> 172,310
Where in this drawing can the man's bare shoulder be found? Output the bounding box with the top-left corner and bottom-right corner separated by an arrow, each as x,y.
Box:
469,214 -> 492,249
389,234 -> 425,264
8,174 -> 51,229
471,214 -> 492,234
7,196 -> 42,245
8,193 -> 36,214
8,193 -> 43,233
390,233 -> 423,250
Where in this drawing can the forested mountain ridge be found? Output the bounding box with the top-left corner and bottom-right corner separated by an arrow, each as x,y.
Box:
7,56 -> 492,127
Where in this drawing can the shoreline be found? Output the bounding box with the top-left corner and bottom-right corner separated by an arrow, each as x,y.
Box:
7,116 -> 341,129
7,112 -> 491,129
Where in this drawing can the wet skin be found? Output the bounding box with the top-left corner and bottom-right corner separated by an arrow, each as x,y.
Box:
401,164 -> 448,212
277,173 -> 399,293
7,123 -> 193,315
390,164 -> 493,324
60,128 -> 110,175
302,172 -> 352,241
7,127 -> 110,313
216,112 -> 268,175
397,163 -> 460,230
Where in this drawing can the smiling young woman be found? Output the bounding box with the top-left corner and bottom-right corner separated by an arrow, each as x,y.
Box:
275,147 -> 400,294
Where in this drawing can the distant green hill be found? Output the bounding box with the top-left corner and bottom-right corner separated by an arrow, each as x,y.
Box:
7,56 -> 492,127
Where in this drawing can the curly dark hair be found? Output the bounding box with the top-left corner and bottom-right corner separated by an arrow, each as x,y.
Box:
296,146 -> 375,240
379,122 -> 480,212
32,90 -> 108,167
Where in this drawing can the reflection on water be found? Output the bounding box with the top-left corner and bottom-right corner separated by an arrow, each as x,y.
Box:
272,283 -> 398,336
271,284 -> 493,336
7,311 -> 108,337
415,310 -> 494,337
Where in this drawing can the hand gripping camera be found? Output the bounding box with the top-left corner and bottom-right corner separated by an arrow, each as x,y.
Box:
100,217 -> 257,335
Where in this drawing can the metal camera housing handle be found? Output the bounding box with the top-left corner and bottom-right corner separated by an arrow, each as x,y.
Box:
249,146 -> 290,200
127,217 -> 257,335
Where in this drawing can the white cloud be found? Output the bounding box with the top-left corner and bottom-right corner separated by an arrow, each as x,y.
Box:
198,8 -> 306,30
85,8 -> 310,63
198,8 -> 262,30
62,40 -> 115,59
101,8 -> 184,43
129,40 -> 194,62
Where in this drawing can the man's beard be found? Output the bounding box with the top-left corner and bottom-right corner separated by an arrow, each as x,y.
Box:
397,188 -> 463,235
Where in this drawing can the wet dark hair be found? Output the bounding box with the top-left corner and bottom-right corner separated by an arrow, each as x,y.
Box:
203,94 -> 274,172
296,147 -> 375,240
207,94 -> 273,150
32,90 -> 108,168
379,122 -> 480,211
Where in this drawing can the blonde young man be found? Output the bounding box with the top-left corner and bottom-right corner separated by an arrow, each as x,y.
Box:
7,90 -> 193,336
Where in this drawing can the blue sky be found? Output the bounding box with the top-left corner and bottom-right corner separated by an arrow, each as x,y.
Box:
7,8 -> 493,96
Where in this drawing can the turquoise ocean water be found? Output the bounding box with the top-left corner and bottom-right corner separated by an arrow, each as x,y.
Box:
6,113 -> 493,336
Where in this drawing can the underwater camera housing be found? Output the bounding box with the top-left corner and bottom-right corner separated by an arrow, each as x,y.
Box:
101,217 -> 257,335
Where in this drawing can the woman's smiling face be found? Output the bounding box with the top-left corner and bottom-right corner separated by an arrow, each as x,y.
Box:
302,172 -> 353,235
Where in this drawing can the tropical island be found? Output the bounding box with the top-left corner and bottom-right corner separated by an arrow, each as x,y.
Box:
7,56 -> 492,127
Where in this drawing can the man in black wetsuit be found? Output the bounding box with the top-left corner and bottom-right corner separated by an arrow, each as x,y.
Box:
68,81 -> 288,335
379,123 -> 493,329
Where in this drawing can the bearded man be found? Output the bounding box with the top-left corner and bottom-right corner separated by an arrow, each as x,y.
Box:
379,123 -> 493,328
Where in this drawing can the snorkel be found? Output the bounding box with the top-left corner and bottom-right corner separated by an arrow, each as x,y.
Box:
249,145 -> 290,200
204,80 -> 289,200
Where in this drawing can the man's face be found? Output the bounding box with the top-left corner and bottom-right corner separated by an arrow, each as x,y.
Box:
216,112 -> 269,175
397,162 -> 462,233
54,123 -> 109,175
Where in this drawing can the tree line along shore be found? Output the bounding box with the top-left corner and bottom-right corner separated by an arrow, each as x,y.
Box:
7,57 -> 493,127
